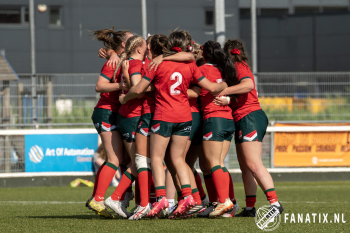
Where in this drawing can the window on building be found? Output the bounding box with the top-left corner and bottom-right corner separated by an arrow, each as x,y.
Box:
240,8 -> 250,18
295,7 -> 320,15
49,6 -> 62,26
323,7 -> 349,14
205,8 -> 214,26
0,5 -> 28,24
260,8 -> 289,16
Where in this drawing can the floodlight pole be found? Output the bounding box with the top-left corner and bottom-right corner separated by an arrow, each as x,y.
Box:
29,0 -> 37,128
251,0 -> 258,74
141,0 -> 147,38
215,0 -> 225,46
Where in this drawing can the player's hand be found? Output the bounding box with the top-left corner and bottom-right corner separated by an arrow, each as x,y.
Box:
107,52 -> 119,69
213,96 -> 229,106
119,94 -> 127,104
98,48 -> 107,58
122,60 -> 129,71
148,55 -> 163,71
120,82 -> 129,91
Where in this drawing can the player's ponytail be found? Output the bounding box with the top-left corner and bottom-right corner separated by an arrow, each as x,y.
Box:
113,35 -> 145,82
91,27 -> 132,51
163,31 -> 188,57
150,34 -> 167,57
203,41 -> 239,99
224,39 -> 250,68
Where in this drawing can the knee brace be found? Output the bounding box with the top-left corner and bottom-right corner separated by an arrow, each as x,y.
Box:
135,154 -> 151,173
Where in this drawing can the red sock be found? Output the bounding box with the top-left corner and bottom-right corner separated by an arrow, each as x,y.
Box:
193,170 -> 206,199
135,178 -> 140,205
246,195 -> 256,208
221,167 -> 230,199
150,176 -> 156,203
94,162 -> 118,202
192,188 -> 202,205
111,171 -> 136,201
211,165 -> 227,203
228,174 -> 235,202
155,186 -> 166,198
204,174 -> 217,203
265,188 -> 278,204
181,185 -> 192,198
137,170 -> 152,206
92,162 -> 106,197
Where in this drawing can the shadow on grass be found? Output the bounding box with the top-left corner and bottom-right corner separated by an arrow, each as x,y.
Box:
26,215 -> 125,220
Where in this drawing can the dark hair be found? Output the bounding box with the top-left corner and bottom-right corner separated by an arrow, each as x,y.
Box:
163,31 -> 188,57
91,27 -> 132,51
203,40 -> 239,99
146,35 -> 154,45
224,39 -> 250,68
150,34 -> 167,57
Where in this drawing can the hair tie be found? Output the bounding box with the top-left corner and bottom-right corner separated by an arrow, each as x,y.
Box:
191,40 -> 195,44
231,49 -> 241,55
200,46 -> 203,50
171,47 -> 182,52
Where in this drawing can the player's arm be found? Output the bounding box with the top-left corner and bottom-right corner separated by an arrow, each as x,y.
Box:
95,75 -> 123,93
122,61 -> 131,87
148,52 -> 195,71
215,78 -> 254,96
197,77 -> 228,94
119,79 -> 150,104
187,86 -> 201,99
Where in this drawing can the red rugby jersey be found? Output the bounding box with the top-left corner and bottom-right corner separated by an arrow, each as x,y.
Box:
118,58 -> 143,118
189,81 -> 200,113
143,61 -> 204,123
142,57 -> 156,115
229,62 -> 261,122
94,61 -> 121,112
199,64 -> 233,121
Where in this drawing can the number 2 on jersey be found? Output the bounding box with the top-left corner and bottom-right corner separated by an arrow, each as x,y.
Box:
170,72 -> 182,95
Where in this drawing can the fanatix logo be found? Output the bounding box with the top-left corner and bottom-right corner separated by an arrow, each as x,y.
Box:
255,205 -> 281,231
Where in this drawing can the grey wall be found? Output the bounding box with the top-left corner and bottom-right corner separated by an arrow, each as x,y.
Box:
240,13 -> 350,72
0,0 -> 240,73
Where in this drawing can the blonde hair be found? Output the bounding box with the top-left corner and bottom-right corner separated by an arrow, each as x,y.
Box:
112,35 -> 145,82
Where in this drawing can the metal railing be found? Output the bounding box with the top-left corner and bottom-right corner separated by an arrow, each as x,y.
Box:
257,72 -> 350,122
0,131 -> 271,173
0,72 -> 348,129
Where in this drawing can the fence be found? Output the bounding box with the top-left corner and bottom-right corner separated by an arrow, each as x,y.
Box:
0,72 -> 347,128
0,72 -> 349,173
0,129 -> 271,173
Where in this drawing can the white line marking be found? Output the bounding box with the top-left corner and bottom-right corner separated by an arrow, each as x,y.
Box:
280,201 -> 349,204
0,201 -> 85,205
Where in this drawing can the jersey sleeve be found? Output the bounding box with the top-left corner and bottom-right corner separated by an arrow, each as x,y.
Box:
100,62 -> 115,82
143,67 -> 156,83
236,63 -> 252,82
192,62 -> 205,83
129,60 -> 143,77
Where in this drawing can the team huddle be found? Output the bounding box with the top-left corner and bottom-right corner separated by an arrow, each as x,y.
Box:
86,28 -> 284,220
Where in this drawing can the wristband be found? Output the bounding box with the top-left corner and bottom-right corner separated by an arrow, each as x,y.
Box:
225,96 -> 231,104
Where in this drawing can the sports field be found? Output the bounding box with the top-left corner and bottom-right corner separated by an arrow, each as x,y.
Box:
0,181 -> 349,232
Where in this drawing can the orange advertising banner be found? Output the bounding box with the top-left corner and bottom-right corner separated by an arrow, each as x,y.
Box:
274,123 -> 350,167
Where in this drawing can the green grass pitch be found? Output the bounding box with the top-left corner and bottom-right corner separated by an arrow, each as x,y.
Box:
0,181 -> 349,232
